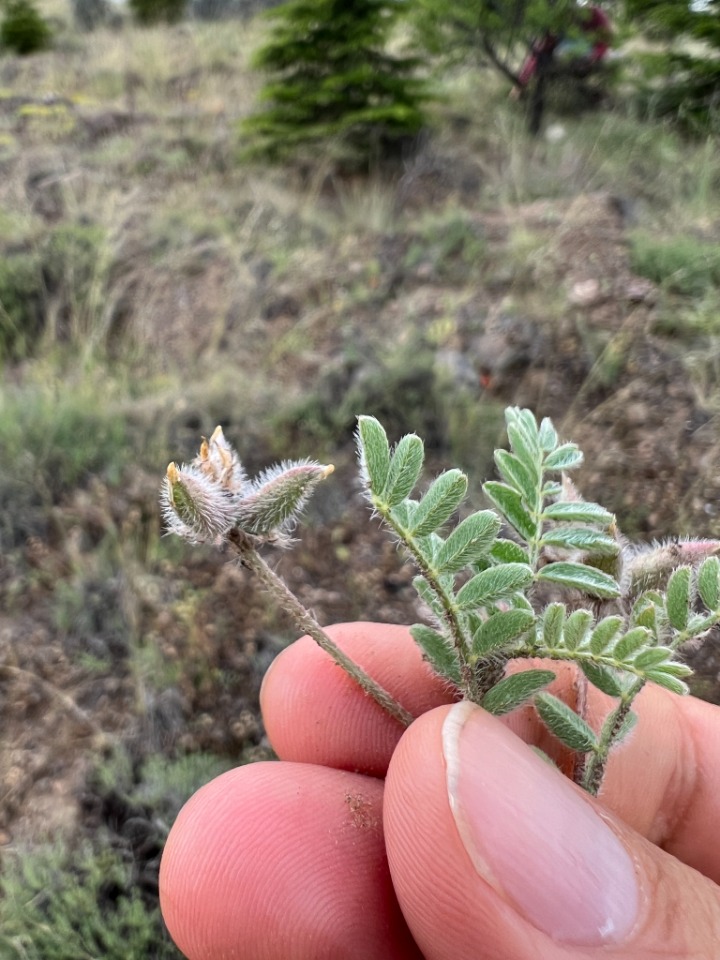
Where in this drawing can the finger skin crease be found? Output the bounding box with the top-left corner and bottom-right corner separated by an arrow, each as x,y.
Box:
636,853 -> 720,958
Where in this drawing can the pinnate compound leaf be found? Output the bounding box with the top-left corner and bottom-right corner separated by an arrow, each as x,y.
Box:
472,609 -> 536,657
542,603 -> 565,648
483,481 -> 536,542
540,527 -> 619,558
436,511 -> 500,573
409,470 -> 468,537
613,626 -> 652,662
538,416 -> 558,452
357,416 -> 390,494
494,450 -> 537,506
579,660 -> 623,697
490,539 -> 529,565
666,566 -> 691,631
410,624 -> 461,684
481,669 -> 555,716
382,434 -> 424,507
456,563 -> 534,610
698,555 -> 720,610
563,609 -> 593,651
534,692 -> 598,752
589,616 -> 623,655
542,501 -> 615,526
537,562 -> 620,599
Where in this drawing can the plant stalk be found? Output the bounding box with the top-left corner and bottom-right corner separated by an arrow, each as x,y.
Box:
375,502 -> 475,694
581,677 -> 645,795
228,530 -> 414,727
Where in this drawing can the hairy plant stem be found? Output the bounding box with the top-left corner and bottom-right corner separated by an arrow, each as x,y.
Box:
228,530 -> 414,727
374,502 -> 480,699
670,611 -> 720,651
477,656 -> 509,700
525,490 -> 544,572
515,643 -> 666,685
581,678 -> 646,796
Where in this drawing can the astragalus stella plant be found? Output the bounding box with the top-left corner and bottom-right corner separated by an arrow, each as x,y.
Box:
162,408 -> 720,796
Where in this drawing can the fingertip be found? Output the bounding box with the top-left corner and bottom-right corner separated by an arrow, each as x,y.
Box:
385,705 -> 634,957
160,762 -> 420,960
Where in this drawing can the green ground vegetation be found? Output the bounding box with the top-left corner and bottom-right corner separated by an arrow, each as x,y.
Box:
2,6 -> 720,954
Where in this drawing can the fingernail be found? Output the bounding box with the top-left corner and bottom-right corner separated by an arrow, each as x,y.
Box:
443,702 -> 639,946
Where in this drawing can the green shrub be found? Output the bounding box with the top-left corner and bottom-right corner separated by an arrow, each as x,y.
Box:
131,753 -> 235,819
0,386 -> 129,493
629,231 -> 720,298
43,222 -> 105,289
0,843 -> 181,960
0,0 -> 51,54
0,251 -> 43,360
626,0 -> 720,135
42,221 -> 107,335
0,383 -> 131,547
129,0 -> 185,25
0,224 -> 109,362
632,53 -> 720,135
242,0 -> 429,166
271,346 -> 442,453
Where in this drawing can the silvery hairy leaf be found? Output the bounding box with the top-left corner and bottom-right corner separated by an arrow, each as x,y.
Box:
481,669 -> 555,716
381,433 -> 424,507
535,692 -> 598,752
357,415 -> 390,493
408,469 -> 468,537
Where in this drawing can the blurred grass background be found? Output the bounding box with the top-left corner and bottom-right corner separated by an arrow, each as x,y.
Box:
2,3 -> 720,954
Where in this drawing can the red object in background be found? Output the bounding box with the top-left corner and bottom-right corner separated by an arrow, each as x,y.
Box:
517,4 -> 612,88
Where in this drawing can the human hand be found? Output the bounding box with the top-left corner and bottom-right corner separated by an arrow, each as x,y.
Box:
160,622 -> 720,959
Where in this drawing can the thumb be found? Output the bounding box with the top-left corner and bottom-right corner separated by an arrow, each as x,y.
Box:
384,702 -> 720,960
